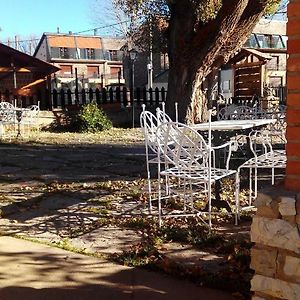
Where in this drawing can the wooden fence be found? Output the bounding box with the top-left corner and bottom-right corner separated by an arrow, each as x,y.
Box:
0,85 -> 286,112
50,87 -> 167,110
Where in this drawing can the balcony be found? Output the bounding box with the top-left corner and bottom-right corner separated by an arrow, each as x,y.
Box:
55,72 -> 124,86
50,47 -> 124,62
58,72 -> 74,78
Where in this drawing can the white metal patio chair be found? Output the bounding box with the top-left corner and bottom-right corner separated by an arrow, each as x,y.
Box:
0,101 -> 17,138
156,107 -> 173,125
156,121 -> 240,228
158,101 -> 179,123
237,129 -> 286,208
140,109 -> 161,212
218,105 -> 266,120
21,104 -> 40,128
266,104 -> 287,144
140,103 -> 179,212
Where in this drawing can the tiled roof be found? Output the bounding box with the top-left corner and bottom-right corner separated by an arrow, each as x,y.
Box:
47,35 -> 102,49
101,38 -> 126,50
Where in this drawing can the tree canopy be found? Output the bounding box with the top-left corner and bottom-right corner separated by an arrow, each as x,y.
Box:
114,0 -> 283,123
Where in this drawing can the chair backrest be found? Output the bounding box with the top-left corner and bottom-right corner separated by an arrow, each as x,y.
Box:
156,107 -> 173,125
264,105 -> 286,143
20,105 -> 40,125
230,105 -> 257,120
217,104 -> 237,120
218,105 -> 263,120
0,102 -> 14,110
156,122 -> 209,169
27,104 -> 40,113
160,101 -> 178,123
0,102 -> 15,122
140,110 -> 159,153
248,130 -> 273,158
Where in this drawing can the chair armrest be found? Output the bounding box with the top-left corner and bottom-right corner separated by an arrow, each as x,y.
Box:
211,140 -> 236,170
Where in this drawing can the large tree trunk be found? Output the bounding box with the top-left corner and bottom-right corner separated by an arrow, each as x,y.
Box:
166,0 -> 272,124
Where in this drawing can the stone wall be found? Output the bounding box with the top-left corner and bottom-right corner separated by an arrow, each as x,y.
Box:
250,186 -> 300,300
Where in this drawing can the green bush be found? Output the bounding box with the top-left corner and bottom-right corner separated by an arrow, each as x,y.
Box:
74,102 -> 112,133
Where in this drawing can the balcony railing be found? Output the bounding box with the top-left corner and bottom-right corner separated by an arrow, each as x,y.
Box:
50,47 -> 124,61
57,73 -> 123,80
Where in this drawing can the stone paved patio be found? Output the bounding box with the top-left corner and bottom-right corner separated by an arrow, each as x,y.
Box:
0,130 -> 252,298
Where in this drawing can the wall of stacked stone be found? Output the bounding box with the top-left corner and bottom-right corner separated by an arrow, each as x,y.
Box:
250,186 -> 300,300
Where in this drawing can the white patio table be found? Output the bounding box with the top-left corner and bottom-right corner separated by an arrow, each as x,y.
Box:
190,119 -> 276,132
190,118 -> 277,207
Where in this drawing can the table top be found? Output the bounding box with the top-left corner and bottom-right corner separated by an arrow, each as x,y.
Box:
190,119 -> 276,131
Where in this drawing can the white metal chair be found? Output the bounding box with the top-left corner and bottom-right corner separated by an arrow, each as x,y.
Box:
156,121 -> 240,228
0,101 -> 17,138
20,104 -> 40,136
140,109 -> 161,212
217,105 -> 266,120
140,103 -> 179,212
237,130 -> 286,208
156,107 -> 173,125
157,101 -> 178,124
266,104 -> 287,144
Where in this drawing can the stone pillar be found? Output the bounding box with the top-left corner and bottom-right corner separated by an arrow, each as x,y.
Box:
250,5 -> 300,298
286,0 -> 300,191
250,187 -> 300,300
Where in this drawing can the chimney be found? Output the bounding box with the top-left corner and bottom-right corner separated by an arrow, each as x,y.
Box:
57,27 -> 60,34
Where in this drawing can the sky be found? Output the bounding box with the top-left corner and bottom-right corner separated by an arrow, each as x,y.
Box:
0,0 -> 117,43
0,0 -> 286,45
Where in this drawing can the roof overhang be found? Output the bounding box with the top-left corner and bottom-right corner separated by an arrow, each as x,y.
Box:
242,48 -> 273,60
227,47 -> 273,65
0,43 -> 59,76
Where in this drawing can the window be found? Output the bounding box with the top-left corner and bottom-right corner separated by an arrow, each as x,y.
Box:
50,47 -> 60,58
222,80 -> 231,92
85,48 -> 95,59
271,35 -> 285,49
160,53 -> 169,70
245,34 -> 259,48
248,34 -> 287,49
108,50 -> 119,61
281,36 -> 288,48
87,66 -> 99,78
110,67 -> 121,79
59,47 -> 70,59
255,34 -> 269,48
59,65 -> 72,77
269,76 -> 283,87
268,56 -> 280,70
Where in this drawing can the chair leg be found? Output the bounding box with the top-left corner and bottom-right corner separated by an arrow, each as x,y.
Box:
146,165 -> 152,213
183,177 -> 187,211
164,163 -> 170,198
272,168 -> 275,185
235,172 -> 240,225
208,181 -> 212,229
249,168 -> 252,206
254,167 -> 258,199
158,161 -> 162,227
145,147 -> 152,214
